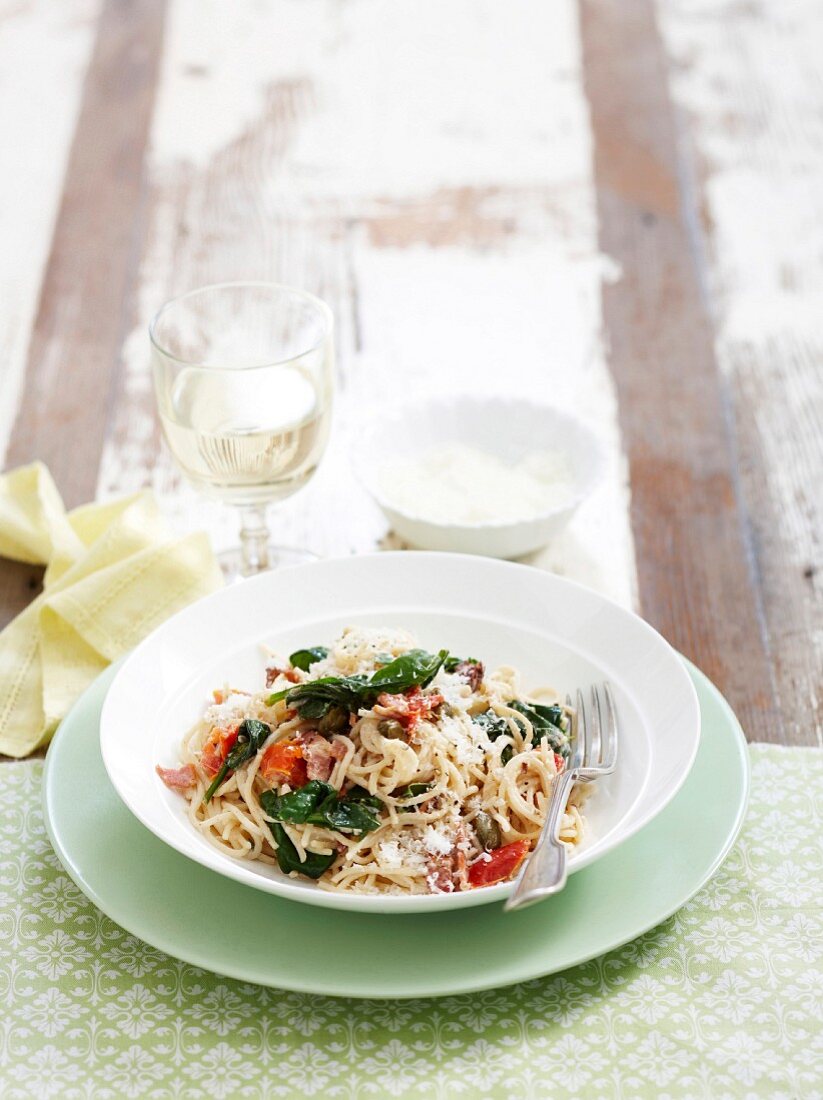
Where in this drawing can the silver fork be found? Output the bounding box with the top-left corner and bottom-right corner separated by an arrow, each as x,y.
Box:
504,684 -> 618,912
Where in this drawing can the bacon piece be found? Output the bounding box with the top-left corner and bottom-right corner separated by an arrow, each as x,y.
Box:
374,694 -> 409,720
200,727 -> 240,777
425,828 -> 468,894
265,666 -> 300,688
453,660 -> 484,691
452,846 -> 468,891
155,763 -> 197,791
259,738 -> 307,787
451,825 -> 470,891
297,731 -> 347,782
374,688 -> 444,734
425,853 -> 455,894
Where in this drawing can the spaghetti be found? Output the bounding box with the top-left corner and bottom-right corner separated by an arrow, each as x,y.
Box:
156,627 -> 585,894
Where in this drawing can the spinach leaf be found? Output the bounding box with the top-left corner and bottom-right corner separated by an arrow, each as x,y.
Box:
511,701 -> 570,758
513,700 -> 566,730
268,649 -> 451,719
312,797 -> 381,836
266,675 -> 368,714
369,648 -> 449,694
289,646 -> 329,672
270,823 -> 337,879
203,718 -> 271,804
260,780 -> 335,824
444,655 -> 479,672
345,787 -> 384,812
395,782 -> 433,801
471,710 -> 510,740
472,710 -> 515,765
262,781 -> 382,837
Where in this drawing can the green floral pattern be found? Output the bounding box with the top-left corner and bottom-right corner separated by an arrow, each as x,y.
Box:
1,747 -> 821,1099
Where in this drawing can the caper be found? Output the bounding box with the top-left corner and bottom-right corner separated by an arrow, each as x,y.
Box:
474,811 -> 502,850
317,706 -> 349,735
377,719 -> 406,739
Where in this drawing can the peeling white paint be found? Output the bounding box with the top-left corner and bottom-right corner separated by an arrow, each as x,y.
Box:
97,0 -> 637,609
659,0 -> 823,740
659,0 -> 823,345
0,0 -> 99,459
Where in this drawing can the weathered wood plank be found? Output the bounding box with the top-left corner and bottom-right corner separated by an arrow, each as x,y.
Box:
3,0 -> 166,509
579,0 -> 797,743
0,0 -> 98,456
656,0 -> 823,745
8,0 -> 810,749
0,0 -> 99,632
98,0 -> 637,609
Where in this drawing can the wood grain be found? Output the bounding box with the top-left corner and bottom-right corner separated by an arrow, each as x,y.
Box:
4,0 -> 166,509
579,0 -> 793,743
1,0 -> 819,749
1,0 -> 166,633
656,0 -> 823,745
0,1 -> 98,632
0,0 -> 98,457
96,0 -> 636,609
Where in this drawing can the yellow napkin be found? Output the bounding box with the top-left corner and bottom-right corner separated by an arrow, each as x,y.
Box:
0,463 -> 223,757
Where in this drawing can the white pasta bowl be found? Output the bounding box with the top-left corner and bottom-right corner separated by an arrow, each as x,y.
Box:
100,553 -> 700,914
352,396 -> 606,558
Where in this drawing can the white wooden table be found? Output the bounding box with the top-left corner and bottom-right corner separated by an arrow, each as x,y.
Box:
1,0 -> 821,747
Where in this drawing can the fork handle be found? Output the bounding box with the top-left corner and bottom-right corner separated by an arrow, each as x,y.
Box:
504,771 -> 576,911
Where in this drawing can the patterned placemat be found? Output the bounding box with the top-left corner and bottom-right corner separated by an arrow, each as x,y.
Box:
1,746 -> 821,1099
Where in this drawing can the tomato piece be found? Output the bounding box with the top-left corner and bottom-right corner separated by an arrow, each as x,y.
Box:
554,753 -> 565,774
201,727 -> 239,777
259,738 -> 308,787
467,841 -> 530,888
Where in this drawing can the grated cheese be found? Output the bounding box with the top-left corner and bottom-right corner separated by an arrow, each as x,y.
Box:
423,825 -> 454,856
310,626 -> 415,679
432,669 -> 473,712
377,834 -> 428,874
434,712 -> 491,765
378,443 -> 573,526
204,692 -> 251,728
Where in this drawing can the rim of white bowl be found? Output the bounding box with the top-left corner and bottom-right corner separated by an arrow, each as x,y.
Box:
352,396 -> 608,531
99,552 -> 701,914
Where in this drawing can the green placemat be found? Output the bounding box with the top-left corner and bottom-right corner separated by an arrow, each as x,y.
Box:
1,746 -> 821,1099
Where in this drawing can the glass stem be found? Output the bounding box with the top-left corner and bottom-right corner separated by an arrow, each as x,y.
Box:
239,505 -> 270,574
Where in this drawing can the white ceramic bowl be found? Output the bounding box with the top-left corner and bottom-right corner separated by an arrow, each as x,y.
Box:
353,397 -> 606,558
100,553 -> 701,914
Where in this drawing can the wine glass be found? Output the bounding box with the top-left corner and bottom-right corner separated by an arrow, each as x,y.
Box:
150,282 -> 334,580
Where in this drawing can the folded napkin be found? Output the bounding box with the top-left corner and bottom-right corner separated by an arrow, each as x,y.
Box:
0,463 -> 223,757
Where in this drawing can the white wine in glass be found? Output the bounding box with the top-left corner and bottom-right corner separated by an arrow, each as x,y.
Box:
151,282 -> 334,579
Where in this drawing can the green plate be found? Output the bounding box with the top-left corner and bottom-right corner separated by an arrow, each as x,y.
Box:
43,659 -> 749,1000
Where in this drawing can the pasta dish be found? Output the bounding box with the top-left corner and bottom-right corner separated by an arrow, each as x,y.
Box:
156,627 -> 583,894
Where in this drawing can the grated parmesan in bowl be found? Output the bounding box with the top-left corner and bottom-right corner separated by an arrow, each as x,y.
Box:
353,396 -> 606,559
377,444 -> 574,526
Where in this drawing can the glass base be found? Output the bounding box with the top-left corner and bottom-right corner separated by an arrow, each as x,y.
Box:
218,544 -> 318,583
